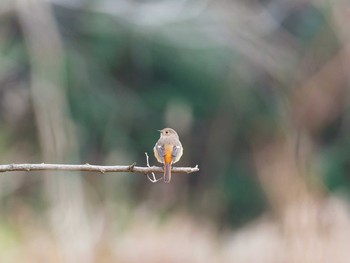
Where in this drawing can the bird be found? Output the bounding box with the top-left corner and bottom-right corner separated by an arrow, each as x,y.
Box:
153,128 -> 183,183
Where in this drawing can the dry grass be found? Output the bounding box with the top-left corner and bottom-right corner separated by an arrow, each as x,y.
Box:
0,196 -> 349,263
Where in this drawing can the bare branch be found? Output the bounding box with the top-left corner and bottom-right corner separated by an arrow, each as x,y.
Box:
0,163 -> 200,175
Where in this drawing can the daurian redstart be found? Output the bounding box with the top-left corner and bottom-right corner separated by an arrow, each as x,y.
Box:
153,128 -> 183,183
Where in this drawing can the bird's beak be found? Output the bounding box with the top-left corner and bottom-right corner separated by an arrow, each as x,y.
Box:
157,129 -> 162,132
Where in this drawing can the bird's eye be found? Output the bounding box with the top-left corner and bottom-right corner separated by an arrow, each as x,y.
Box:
165,131 -> 168,134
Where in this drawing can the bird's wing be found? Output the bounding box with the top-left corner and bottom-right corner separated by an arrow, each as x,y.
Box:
155,144 -> 166,158
172,145 -> 181,158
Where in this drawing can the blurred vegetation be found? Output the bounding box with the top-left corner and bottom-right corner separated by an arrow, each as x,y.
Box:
0,0 -> 349,262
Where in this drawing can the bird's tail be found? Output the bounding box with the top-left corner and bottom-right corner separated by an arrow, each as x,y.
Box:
164,163 -> 171,183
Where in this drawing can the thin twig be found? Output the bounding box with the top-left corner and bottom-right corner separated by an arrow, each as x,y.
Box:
0,163 -> 200,175
145,152 -> 162,183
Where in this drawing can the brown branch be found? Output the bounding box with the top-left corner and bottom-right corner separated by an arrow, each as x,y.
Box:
0,163 -> 199,175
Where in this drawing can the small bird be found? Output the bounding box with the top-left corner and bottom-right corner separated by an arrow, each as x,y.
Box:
153,128 -> 183,183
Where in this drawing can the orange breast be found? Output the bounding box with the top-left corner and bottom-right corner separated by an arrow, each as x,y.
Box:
164,145 -> 173,164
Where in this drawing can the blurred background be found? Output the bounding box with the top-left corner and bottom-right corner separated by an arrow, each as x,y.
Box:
0,0 -> 349,262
